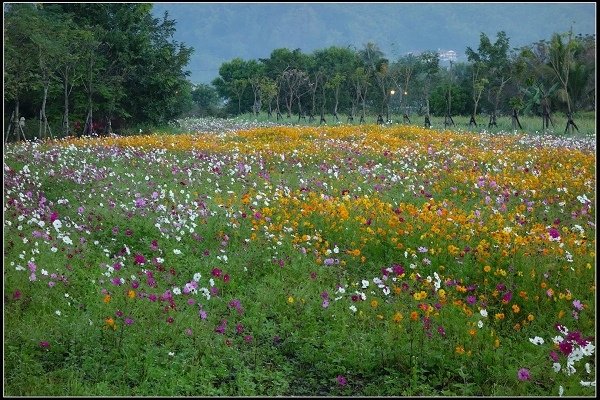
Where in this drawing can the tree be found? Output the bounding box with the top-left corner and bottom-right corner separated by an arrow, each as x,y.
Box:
466,32 -> 512,121
394,53 -> 418,121
4,4 -> 40,141
416,51 -> 440,122
191,83 -> 220,117
351,66 -> 370,123
279,68 -> 308,119
258,77 -> 278,118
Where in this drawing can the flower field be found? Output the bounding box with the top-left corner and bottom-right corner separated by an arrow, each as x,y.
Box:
3,124 -> 596,396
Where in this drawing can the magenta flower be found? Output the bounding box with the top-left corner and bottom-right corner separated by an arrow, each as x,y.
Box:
215,320 -> 227,334
39,341 -> 50,349
517,368 -> 530,381
548,227 -> 560,239
392,264 -> 405,276
124,317 -> 134,325
211,268 -> 222,278
336,375 -> 348,386
12,290 -> 22,300
134,253 -> 146,265
236,323 -> 244,334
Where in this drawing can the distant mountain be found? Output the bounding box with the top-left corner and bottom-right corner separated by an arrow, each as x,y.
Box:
151,3 -> 596,84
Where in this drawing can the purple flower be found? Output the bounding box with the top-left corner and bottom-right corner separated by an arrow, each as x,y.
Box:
236,323 -> 244,334
198,309 -> 207,320
466,295 -> 476,305
215,320 -> 227,334
548,227 -> 560,239
517,368 -> 530,381
558,341 -> 573,356
322,299 -> 330,308
124,317 -> 134,325
549,351 -> 559,362
392,264 -> 405,276
336,375 -> 348,386
573,299 -> 584,311
324,258 -> 335,266
12,290 -> 22,300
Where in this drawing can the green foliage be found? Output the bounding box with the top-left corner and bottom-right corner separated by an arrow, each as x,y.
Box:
3,3 -> 194,137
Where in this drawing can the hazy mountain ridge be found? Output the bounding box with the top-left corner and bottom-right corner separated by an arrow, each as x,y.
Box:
151,3 -> 596,84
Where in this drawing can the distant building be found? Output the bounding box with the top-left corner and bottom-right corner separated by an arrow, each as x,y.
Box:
438,49 -> 457,62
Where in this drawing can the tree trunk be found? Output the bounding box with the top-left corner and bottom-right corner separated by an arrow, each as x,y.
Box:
14,100 -> 21,141
63,69 -> 69,136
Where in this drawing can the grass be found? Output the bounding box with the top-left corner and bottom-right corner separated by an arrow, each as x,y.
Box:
3,122 -> 596,396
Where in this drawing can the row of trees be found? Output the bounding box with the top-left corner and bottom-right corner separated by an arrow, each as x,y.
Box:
4,3 -> 595,140
4,3 -> 194,140
204,30 -> 594,130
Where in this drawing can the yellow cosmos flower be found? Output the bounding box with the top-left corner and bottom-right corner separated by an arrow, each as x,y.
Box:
393,312 -> 404,323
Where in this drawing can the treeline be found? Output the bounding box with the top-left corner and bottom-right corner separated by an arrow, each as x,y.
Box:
201,31 -> 594,129
4,3 -> 595,141
4,3 -> 193,140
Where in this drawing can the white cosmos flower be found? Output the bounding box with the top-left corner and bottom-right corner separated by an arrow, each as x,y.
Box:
349,305 -> 357,313
173,249 -> 182,255
193,272 -> 202,282
581,343 -> 595,356
477,320 -> 483,329
553,363 -> 562,372
529,336 -> 545,345
172,287 -> 181,295
52,219 -> 62,231
480,309 -> 488,318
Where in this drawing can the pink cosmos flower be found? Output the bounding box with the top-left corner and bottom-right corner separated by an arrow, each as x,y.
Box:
336,375 -> 348,386
517,368 -> 530,381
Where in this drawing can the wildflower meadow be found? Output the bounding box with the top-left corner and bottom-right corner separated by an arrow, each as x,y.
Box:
3,122 -> 596,396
